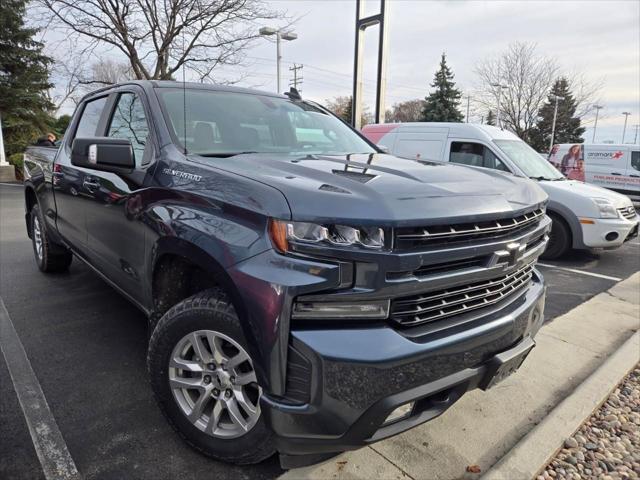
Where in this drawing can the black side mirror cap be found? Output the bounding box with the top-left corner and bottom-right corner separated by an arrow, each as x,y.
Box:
71,137 -> 135,174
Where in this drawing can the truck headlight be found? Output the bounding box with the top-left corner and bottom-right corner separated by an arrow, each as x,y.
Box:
591,198 -> 619,219
269,219 -> 385,252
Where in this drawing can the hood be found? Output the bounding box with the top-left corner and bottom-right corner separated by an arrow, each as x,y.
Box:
540,179 -> 633,209
193,153 -> 547,225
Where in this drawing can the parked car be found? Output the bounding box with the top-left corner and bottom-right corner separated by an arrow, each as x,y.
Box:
362,123 -> 639,259
549,143 -> 640,203
24,82 -> 549,468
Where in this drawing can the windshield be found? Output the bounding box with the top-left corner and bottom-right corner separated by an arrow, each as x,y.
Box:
494,140 -> 564,180
156,88 -> 376,157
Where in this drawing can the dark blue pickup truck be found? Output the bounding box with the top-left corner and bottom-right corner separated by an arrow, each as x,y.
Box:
24,81 -> 549,468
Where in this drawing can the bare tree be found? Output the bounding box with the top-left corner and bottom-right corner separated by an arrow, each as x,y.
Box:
475,42 -> 558,142
36,0 -> 284,81
325,96 -> 372,127
385,99 -> 425,123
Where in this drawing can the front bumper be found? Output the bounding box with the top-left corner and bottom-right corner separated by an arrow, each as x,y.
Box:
580,215 -> 639,249
261,271 -> 546,466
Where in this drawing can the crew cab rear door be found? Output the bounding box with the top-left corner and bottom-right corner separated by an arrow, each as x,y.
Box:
54,95 -> 109,257
84,87 -> 156,305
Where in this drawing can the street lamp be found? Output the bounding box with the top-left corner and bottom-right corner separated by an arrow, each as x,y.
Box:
259,27 -> 298,93
621,112 -> 631,143
592,105 -> 604,142
490,82 -> 508,128
549,94 -> 564,152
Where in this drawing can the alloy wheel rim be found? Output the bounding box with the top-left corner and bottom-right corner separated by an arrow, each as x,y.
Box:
169,329 -> 261,439
33,216 -> 43,260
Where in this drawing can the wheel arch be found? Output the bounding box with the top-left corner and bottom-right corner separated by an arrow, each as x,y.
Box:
24,184 -> 38,238
546,201 -> 584,249
148,237 -> 250,335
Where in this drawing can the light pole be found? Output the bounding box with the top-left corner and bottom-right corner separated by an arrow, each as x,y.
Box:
549,94 -> 564,152
0,110 -> 7,166
259,27 -> 297,93
634,125 -> 640,144
592,105 -> 604,142
490,83 -> 508,128
621,112 -> 631,143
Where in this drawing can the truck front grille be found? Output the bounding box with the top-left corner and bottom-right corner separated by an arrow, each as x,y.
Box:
390,262 -> 534,327
394,208 -> 544,250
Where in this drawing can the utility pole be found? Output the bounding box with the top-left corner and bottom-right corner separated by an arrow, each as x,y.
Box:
621,112 -> 631,143
549,94 -> 564,152
592,105 -> 603,142
634,124 -> 639,144
289,64 -> 303,92
466,95 -> 470,123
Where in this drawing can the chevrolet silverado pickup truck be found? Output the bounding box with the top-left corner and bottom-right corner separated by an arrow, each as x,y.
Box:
24,81 -> 550,468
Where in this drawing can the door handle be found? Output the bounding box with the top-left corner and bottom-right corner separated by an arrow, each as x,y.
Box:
83,178 -> 100,191
610,172 -> 622,175
630,174 -> 640,178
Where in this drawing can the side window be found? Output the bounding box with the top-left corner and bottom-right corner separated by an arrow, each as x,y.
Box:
74,97 -> 108,139
450,142 -> 484,167
483,148 -> 509,171
631,151 -> 640,172
450,142 -> 508,171
107,93 -> 151,165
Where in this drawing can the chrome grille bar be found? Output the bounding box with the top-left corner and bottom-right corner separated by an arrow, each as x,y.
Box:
395,208 -> 544,244
391,263 -> 534,326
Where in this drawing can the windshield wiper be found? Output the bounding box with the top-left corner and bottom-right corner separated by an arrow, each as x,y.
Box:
197,151 -> 260,158
529,175 -> 554,181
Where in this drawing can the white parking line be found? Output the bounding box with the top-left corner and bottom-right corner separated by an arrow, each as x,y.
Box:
0,182 -> 22,187
537,263 -> 622,282
0,298 -> 81,480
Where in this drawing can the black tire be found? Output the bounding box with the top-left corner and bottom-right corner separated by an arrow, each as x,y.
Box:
541,214 -> 571,260
147,288 -> 274,465
30,204 -> 73,273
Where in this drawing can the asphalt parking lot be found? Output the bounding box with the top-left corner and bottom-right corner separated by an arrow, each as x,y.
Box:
1,183 -> 638,480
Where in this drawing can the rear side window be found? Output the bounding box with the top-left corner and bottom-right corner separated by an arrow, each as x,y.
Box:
631,151 -> 640,172
74,97 -> 108,139
107,93 -> 151,164
450,142 -> 508,171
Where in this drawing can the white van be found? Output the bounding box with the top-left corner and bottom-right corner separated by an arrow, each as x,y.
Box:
549,143 -> 640,203
361,122 -> 639,259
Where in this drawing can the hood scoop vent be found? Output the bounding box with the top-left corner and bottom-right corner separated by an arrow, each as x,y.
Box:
319,184 -> 351,194
331,169 -> 377,184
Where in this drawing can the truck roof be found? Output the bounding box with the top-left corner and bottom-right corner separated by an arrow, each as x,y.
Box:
79,80 -> 290,103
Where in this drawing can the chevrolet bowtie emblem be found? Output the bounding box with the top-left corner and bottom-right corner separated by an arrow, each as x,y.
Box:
492,241 -> 527,267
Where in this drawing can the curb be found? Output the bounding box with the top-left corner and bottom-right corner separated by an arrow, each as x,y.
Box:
482,330 -> 640,480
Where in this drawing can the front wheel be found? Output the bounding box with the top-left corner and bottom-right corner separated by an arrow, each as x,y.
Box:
147,288 -> 274,464
541,214 -> 571,260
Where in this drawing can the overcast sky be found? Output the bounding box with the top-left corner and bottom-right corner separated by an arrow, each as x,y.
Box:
48,0 -> 640,143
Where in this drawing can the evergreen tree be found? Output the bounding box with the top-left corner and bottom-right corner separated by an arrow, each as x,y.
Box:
529,78 -> 585,152
486,110 -> 496,126
421,53 -> 464,122
0,0 -> 54,157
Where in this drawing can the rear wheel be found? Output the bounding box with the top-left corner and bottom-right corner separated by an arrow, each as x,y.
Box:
542,214 -> 571,260
30,204 -> 72,272
147,288 -> 274,464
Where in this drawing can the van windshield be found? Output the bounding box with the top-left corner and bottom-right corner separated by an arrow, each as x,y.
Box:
494,140 -> 564,181
156,88 -> 376,157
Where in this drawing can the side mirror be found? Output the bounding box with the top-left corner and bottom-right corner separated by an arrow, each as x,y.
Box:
71,137 -> 135,173
377,144 -> 390,154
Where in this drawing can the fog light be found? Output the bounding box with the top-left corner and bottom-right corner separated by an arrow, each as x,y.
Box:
292,300 -> 390,319
384,402 -> 415,425
605,232 -> 619,241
